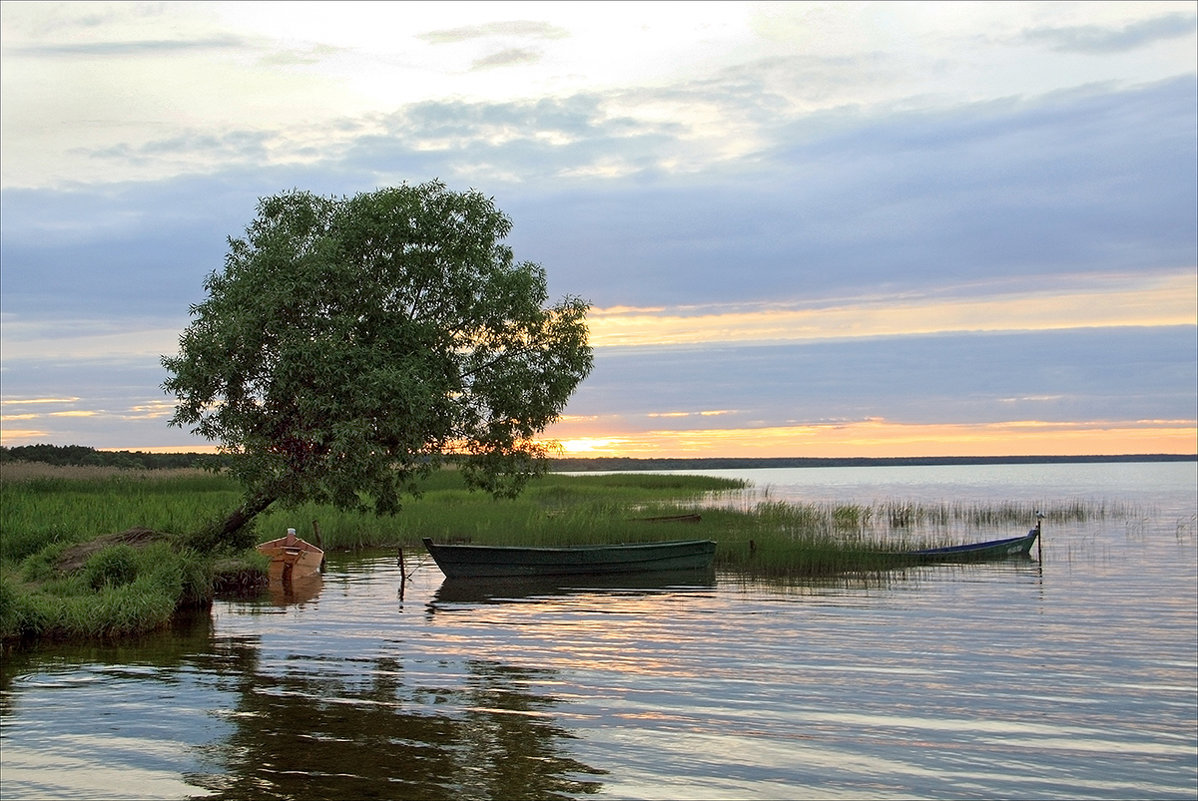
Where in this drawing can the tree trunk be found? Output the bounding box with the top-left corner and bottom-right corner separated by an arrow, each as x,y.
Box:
219,490 -> 278,542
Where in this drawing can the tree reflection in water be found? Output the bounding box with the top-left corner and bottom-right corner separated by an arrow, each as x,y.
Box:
187,636 -> 605,800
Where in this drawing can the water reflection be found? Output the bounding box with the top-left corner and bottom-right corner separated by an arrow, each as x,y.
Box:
266,573 -> 324,606
191,639 -> 604,800
717,558 -> 1042,600
428,568 -> 716,607
1,607 -> 605,801
1,615 -> 226,800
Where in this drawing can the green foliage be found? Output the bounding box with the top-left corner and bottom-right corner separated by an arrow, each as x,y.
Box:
84,545 -> 139,590
161,182 -> 593,538
3,523 -> 74,565
191,512 -> 259,554
173,547 -> 216,606
0,574 -> 21,638
2,539 -> 219,642
0,571 -> 52,640
1,469 -> 243,564
20,543 -> 69,582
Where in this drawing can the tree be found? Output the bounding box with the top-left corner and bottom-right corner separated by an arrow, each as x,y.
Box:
162,182 -> 593,544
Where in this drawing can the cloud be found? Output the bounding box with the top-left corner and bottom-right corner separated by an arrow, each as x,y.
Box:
584,270 -> 1197,347
418,20 -> 570,44
8,35 -> 249,57
2,76 -> 1192,392
0,325 -> 184,364
83,130 -> 276,168
416,17 -> 569,72
565,327 -> 1198,431
0,361 -> 192,449
1022,12 -> 1197,53
0,397 -> 80,405
500,77 -> 1196,306
3,78 -> 1192,321
472,47 -> 545,70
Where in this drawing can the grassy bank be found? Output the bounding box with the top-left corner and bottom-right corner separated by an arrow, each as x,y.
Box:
2,462 -> 1113,642
0,465 -> 748,642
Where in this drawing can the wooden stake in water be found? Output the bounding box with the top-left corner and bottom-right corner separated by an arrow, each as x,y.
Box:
1036,512 -> 1044,563
397,546 -> 406,600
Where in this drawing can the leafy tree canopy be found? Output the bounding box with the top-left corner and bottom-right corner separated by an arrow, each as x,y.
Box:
162,182 -> 593,540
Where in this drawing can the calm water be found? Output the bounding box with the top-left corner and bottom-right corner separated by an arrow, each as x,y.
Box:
2,462 -> 1195,800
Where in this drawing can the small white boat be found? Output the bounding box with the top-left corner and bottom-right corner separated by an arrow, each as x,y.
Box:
257,528 -> 324,582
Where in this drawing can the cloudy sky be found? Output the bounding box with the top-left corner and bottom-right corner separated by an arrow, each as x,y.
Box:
1,1 -> 1195,457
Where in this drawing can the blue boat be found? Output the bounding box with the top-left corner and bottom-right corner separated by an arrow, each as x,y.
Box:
897,518 -> 1041,563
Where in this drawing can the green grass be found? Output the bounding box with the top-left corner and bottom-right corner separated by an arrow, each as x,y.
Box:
0,463 -> 243,562
1,539 -> 216,640
256,471 -> 746,550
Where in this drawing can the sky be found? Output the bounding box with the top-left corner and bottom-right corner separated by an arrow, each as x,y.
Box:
1,1 -> 1195,458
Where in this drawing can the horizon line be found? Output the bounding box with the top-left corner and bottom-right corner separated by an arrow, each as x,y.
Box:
18,446 -> 1196,463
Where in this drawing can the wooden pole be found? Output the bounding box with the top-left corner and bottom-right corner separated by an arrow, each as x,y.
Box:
312,520 -> 324,572
1036,513 -> 1043,563
397,546 -> 406,600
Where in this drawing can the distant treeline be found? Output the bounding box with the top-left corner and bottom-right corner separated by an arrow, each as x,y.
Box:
0,444 -> 226,470
2,444 -> 1192,472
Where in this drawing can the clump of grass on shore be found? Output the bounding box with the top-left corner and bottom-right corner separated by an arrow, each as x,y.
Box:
1,465 -> 259,642
1,534 -> 215,640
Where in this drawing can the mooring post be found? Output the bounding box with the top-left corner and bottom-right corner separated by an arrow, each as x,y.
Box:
1036,512 -> 1044,563
397,546 -> 406,600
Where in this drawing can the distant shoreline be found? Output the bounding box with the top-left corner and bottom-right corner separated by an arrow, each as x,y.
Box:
547,454 -> 1197,471
2,444 -> 1194,473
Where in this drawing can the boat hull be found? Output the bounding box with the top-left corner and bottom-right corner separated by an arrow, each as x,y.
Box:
898,529 -> 1039,563
257,534 -> 325,581
422,538 -> 717,579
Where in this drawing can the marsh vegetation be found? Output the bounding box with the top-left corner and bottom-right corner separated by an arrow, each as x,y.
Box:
1,462 -> 1119,641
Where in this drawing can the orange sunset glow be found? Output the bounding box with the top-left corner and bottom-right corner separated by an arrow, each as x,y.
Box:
548,418 -> 1198,459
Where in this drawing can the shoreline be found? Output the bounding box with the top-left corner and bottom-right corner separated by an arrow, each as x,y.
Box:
3,445 -> 1194,475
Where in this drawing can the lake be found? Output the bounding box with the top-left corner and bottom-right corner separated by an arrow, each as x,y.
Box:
2,461 -> 1195,799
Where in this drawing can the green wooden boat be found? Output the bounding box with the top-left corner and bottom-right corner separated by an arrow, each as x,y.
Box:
422,537 -> 717,579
